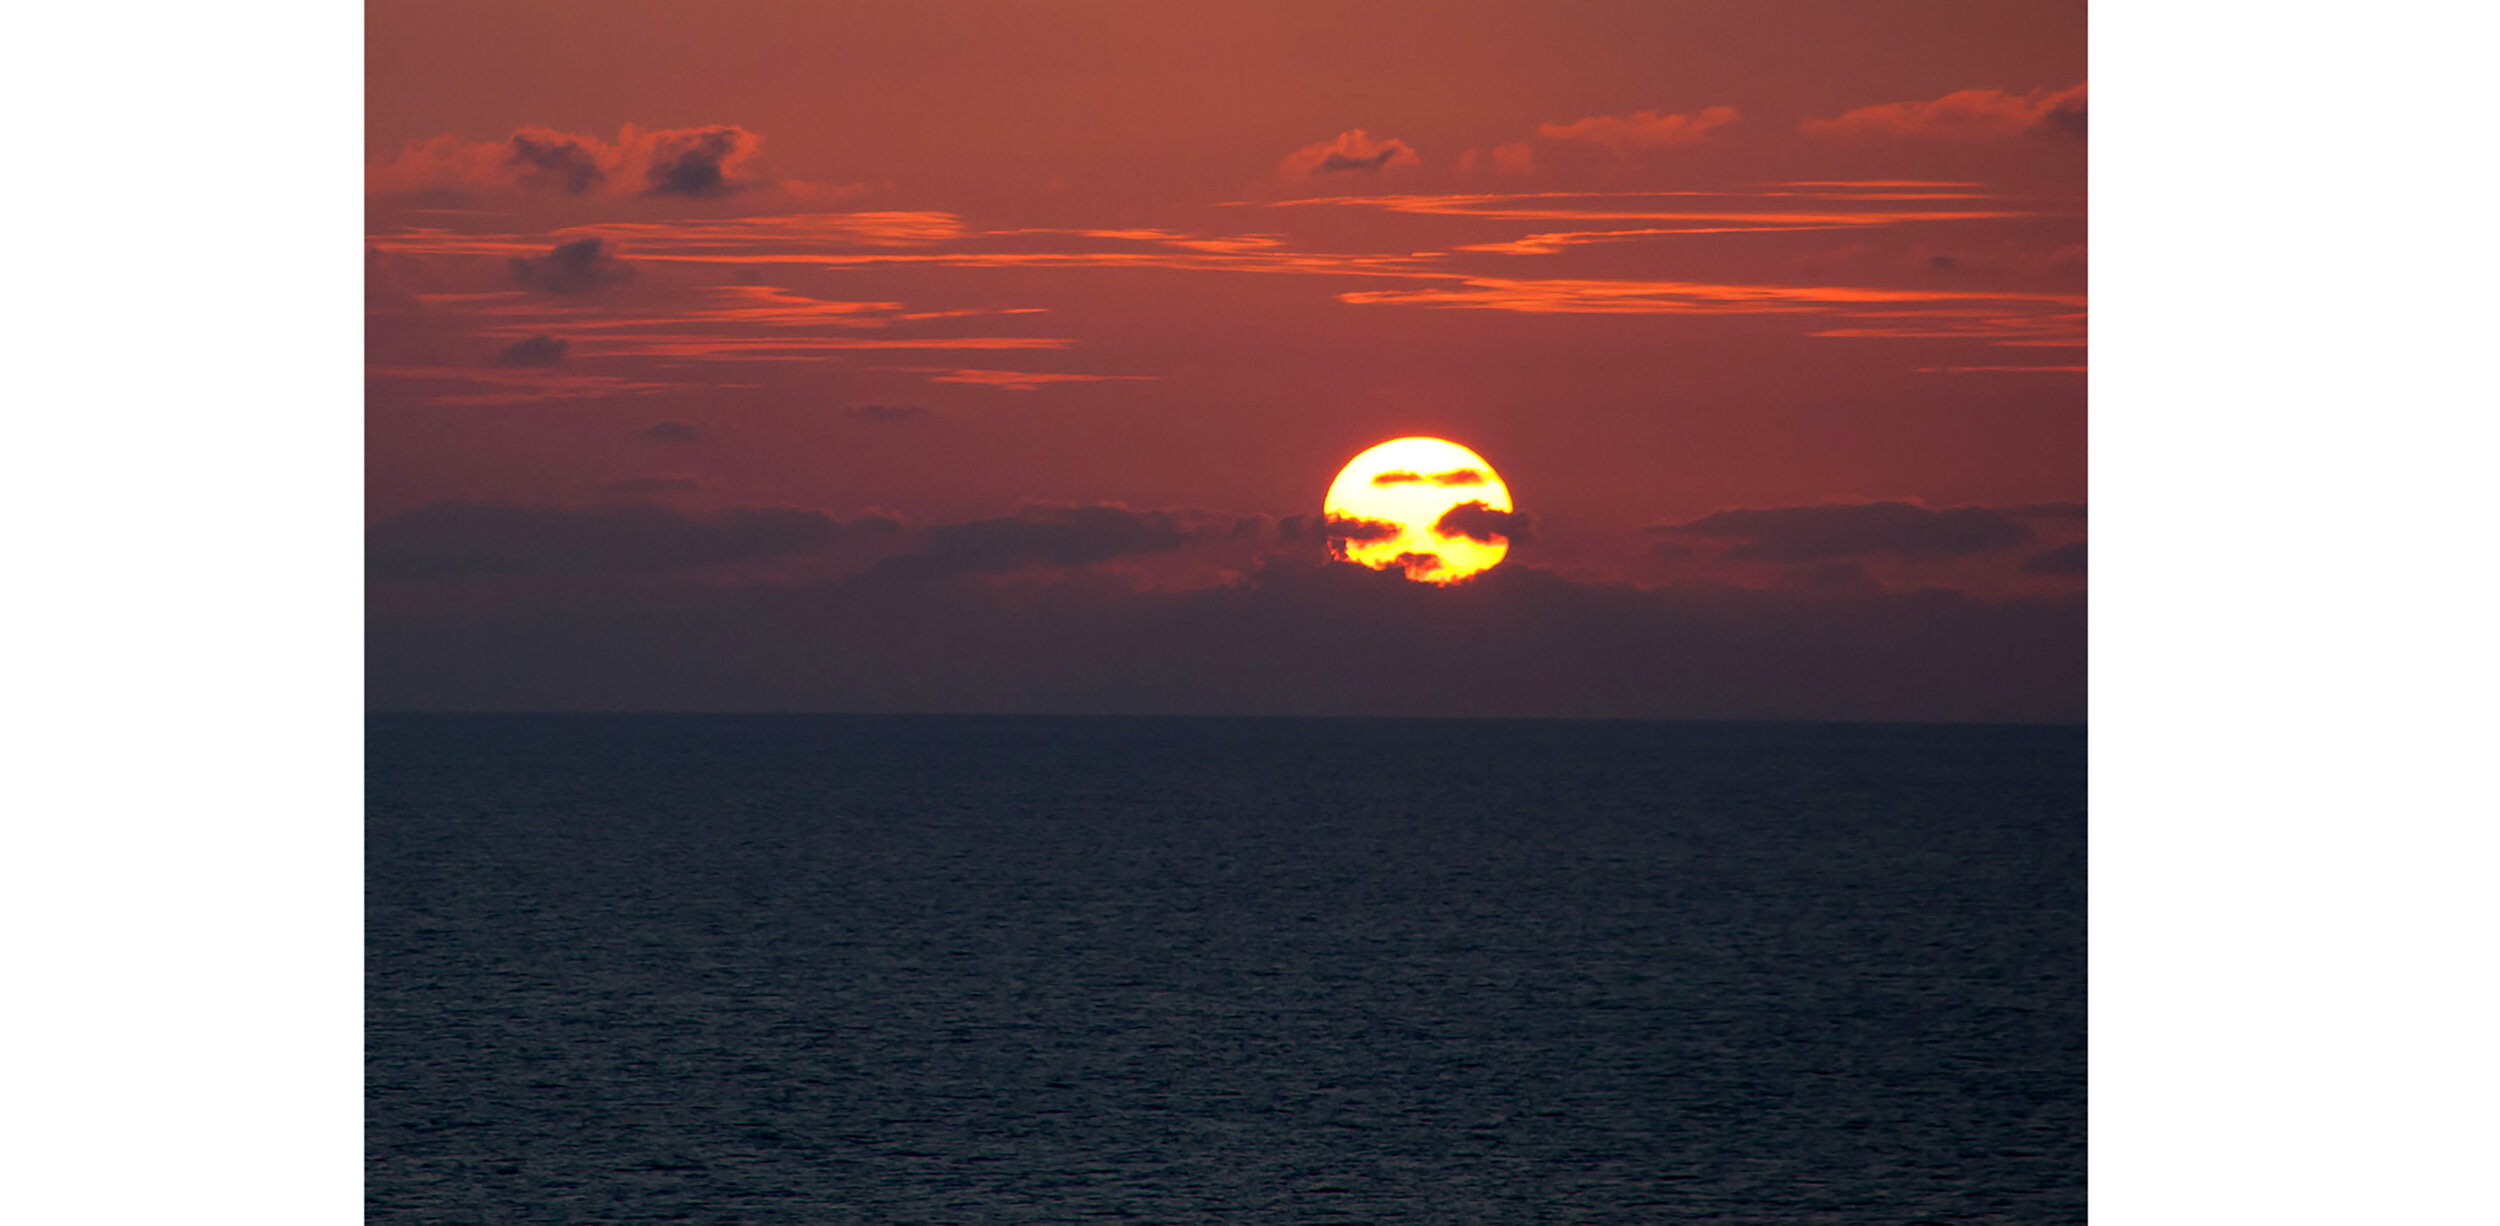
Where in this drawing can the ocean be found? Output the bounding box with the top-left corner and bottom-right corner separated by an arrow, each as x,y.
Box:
368,714 -> 2084,1223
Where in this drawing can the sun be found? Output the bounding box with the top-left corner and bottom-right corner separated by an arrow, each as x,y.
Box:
1323,437 -> 1517,583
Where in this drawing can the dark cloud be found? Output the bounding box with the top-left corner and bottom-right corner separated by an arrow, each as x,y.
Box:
1276,515 -> 1310,543
870,505 -> 1197,580
1390,551 -> 1445,578
510,238 -> 633,295
489,334 -> 568,367
1660,501 -> 2028,561
368,500 -> 900,578
506,131 -> 606,195
643,126 -> 756,197
2011,502 -> 2088,520
2043,90 -> 2087,140
2021,542 -> 2086,576
598,476 -> 699,497
850,403 -> 928,423
1280,130 -> 1421,179
1434,500 -> 1534,545
1369,468 -> 1485,488
1321,515 -> 1402,542
1317,148 -> 1403,174
369,557 -> 2085,722
644,421 -> 704,443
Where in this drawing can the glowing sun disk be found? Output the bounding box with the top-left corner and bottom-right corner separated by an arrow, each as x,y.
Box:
1323,437 -> 1515,583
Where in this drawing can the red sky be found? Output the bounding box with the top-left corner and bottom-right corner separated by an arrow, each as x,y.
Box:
366,0 -> 2086,717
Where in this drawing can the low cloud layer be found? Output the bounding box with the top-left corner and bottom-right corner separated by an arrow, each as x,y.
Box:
869,506 -> 1198,580
1658,502 -> 2031,561
370,552 -> 2083,722
2021,542 -> 2086,576
368,500 -> 899,578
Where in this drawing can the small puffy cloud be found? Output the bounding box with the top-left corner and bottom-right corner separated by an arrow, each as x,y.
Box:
2021,542 -> 2087,576
506,129 -> 607,195
489,334 -> 568,367
849,403 -> 929,423
1370,470 -> 1424,486
1659,501 -> 2028,561
1433,501 -> 1533,545
1802,83 -> 2087,142
1279,129 -> 1420,180
644,421 -> 703,443
640,125 -> 757,197
370,123 -> 765,198
510,238 -> 633,295
1538,105 -> 1738,152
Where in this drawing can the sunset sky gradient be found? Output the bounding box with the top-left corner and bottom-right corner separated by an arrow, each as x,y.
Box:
367,0 -> 2086,718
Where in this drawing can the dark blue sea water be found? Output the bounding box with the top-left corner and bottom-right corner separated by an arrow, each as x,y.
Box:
368,715 -> 2084,1224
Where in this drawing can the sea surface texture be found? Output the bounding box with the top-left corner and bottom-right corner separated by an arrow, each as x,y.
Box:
369,715 -> 2084,1224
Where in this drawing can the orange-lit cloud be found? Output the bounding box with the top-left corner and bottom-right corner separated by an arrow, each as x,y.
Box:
1279,130 -> 1420,180
370,124 -> 767,198
367,365 -> 685,406
1802,83 -> 2086,141
1538,104 -> 1739,152
1264,191 -> 2029,229
886,368 -> 1160,391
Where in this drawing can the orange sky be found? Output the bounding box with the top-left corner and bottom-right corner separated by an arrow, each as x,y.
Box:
366,0 -> 2085,715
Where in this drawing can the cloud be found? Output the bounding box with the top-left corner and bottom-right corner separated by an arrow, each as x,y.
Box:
510,238 -> 634,295
368,500 -> 902,578
489,334 -> 568,367
1320,515 -> 1402,543
871,505 -> 1199,580
1279,130 -> 1420,180
1537,105 -> 1738,152
2012,502 -> 2088,520
506,129 -> 607,195
899,368 -> 1157,391
644,421 -> 704,443
640,126 -> 758,197
1370,468 -> 1486,487
1658,502 -> 2030,561
2021,542 -> 2087,576
1802,83 -> 2087,142
1433,501 -> 1534,545
849,403 -> 928,423
1388,552 -> 1444,579
369,556 -> 2086,722
370,123 -> 766,198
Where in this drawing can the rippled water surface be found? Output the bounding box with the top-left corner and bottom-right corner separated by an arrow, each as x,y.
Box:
369,715 -> 2084,1223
